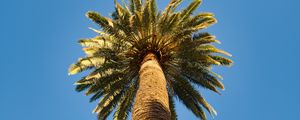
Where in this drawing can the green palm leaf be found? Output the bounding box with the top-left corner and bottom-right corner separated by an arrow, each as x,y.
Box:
169,95 -> 178,120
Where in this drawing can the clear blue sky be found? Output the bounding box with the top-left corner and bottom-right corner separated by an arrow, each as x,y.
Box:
1,0 -> 299,119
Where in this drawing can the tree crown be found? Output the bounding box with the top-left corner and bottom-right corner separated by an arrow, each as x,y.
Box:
69,0 -> 233,119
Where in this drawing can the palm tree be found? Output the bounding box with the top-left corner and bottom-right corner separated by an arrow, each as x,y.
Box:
69,0 -> 232,120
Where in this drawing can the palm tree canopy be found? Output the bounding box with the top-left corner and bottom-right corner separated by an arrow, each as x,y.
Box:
69,0 -> 233,120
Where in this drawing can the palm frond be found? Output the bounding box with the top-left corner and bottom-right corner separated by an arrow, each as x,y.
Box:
84,71 -> 124,95
148,0 -> 157,24
163,0 -> 182,14
169,96 -> 178,120
75,83 -> 91,92
95,90 -> 122,120
167,67 -> 217,117
180,0 -> 202,21
169,74 -> 207,120
68,56 -> 104,75
113,77 -> 138,120
142,1 -> 150,36
196,45 -> 232,56
90,90 -> 105,102
95,70 -> 137,119
210,55 -> 233,66
86,11 -> 127,41
133,0 -> 142,12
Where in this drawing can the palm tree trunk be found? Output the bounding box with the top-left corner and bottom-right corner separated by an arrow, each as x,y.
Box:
132,53 -> 171,120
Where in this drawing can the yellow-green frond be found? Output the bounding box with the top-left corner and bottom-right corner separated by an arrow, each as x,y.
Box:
196,45 -> 232,57
68,57 -> 104,75
180,0 -> 202,21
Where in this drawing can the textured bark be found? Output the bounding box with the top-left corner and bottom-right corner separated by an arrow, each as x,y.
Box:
132,53 -> 171,120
